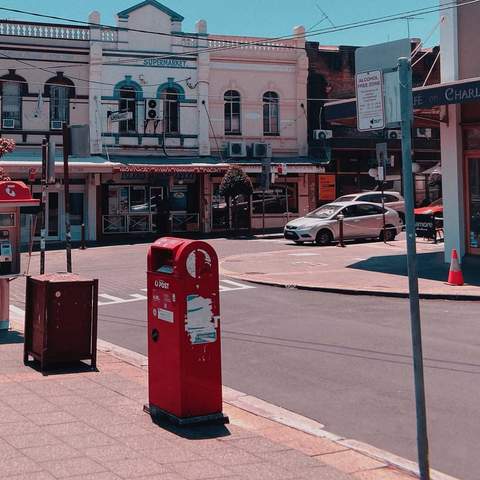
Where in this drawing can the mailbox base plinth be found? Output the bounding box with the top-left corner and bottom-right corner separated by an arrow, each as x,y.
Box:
144,404 -> 229,427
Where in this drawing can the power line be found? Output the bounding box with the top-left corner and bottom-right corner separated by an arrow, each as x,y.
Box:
0,0 -> 475,92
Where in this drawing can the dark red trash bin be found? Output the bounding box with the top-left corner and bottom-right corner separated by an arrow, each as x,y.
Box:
24,273 -> 98,374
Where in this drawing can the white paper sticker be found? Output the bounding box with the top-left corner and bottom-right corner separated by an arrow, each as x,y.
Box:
158,308 -> 174,323
185,294 -> 217,344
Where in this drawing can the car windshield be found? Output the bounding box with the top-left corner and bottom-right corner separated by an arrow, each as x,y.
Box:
306,204 -> 342,219
429,198 -> 442,207
335,195 -> 357,202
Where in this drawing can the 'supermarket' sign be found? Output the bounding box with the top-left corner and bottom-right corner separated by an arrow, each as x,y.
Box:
143,58 -> 188,68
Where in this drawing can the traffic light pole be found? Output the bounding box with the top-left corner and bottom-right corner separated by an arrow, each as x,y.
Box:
399,56 -> 430,480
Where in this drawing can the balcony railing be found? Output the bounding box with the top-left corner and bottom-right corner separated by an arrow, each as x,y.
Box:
0,20 -> 118,42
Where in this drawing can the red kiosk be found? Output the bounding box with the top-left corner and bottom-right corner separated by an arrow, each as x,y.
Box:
0,181 -> 39,329
146,237 -> 228,425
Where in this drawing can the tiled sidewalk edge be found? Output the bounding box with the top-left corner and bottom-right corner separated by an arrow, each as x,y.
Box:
9,308 -> 458,480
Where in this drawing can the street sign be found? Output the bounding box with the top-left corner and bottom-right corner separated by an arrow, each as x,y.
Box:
109,111 -> 133,122
376,142 -> 388,181
356,70 -> 385,131
384,70 -> 401,126
355,38 -> 411,73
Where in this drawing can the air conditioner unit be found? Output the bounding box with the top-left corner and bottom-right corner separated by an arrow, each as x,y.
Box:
227,141 -> 247,158
387,129 -> 401,140
2,119 -> 14,129
416,127 -> 432,139
252,142 -> 272,158
50,121 -> 63,130
144,98 -> 163,121
313,129 -> 333,140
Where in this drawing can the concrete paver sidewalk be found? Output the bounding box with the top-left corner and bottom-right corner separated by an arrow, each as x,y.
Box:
220,239 -> 480,299
0,329 -> 421,480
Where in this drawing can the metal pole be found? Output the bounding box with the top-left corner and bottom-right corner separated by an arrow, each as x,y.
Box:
284,174 -> 290,223
62,123 -> 72,273
0,278 -> 9,330
262,190 -> 266,236
381,181 -> 387,243
40,139 -> 47,275
337,214 -> 345,248
399,56 -> 430,480
81,223 -> 86,250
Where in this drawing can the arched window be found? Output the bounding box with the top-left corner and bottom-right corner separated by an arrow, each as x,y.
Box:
1,70 -> 27,129
118,86 -> 137,133
263,91 -> 279,135
224,90 -> 241,135
45,73 -> 75,128
161,88 -> 179,134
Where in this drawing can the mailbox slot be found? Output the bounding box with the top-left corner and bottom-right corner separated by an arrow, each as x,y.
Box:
150,248 -> 174,274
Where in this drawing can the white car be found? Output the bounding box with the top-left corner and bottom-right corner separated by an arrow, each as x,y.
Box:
335,191 -> 405,223
284,201 -> 402,245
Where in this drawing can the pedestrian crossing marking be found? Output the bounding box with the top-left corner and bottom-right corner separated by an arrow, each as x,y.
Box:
97,280 -> 255,306
219,279 -> 256,292
98,293 -> 147,306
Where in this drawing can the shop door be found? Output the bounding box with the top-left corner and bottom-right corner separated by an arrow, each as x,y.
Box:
466,156 -> 480,255
69,189 -> 85,242
33,190 -> 61,241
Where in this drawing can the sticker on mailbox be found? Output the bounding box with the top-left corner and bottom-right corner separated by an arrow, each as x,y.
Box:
152,289 -> 175,324
185,294 -> 217,344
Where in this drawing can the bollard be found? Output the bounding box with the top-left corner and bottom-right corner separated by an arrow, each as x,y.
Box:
80,223 -> 86,250
337,213 -> 345,248
0,278 -> 9,330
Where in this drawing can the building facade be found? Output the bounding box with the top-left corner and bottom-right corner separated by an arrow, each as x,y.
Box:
0,0 -> 318,243
439,0 -> 480,259
307,41 -> 441,206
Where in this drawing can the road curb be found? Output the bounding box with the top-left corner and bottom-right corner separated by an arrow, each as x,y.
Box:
219,266 -> 480,301
7,306 -> 459,480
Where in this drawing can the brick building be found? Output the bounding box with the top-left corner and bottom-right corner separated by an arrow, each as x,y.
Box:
306,40 -> 442,206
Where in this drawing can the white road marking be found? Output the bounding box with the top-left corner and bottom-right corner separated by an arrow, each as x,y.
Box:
96,280 -> 255,306
98,293 -> 147,306
288,253 -> 322,257
219,279 -> 256,292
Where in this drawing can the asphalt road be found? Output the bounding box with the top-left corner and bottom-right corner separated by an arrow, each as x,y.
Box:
9,237 -> 480,480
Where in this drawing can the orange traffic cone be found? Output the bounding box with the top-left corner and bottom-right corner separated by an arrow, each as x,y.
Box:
447,249 -> 464,286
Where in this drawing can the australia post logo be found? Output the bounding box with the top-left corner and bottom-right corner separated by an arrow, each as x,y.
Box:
154,279 -> 169,289
5,184 -> 16,197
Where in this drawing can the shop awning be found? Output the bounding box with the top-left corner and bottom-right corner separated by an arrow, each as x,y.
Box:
0,150 -> 117,173
325,75 -> 480,122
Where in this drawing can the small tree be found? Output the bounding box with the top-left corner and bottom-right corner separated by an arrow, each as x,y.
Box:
0,138 -> 15,180
219,166 -> 253,231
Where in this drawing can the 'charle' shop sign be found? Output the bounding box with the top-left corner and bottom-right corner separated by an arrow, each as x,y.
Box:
326,76 -> 480,121
414,78 -> 480,108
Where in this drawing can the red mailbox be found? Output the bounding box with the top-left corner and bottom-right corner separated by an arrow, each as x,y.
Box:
146,237 -> 228,425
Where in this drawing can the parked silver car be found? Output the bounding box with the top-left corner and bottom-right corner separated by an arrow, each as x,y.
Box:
284,201 -> 402,245
335,191 -> 405,223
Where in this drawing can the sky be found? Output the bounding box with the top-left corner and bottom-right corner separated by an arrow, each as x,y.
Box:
0,0 -> 443,47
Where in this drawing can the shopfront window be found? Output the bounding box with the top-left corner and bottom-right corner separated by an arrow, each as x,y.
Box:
104,185 -> 150,233
212,185 -> 228,230
252,183 -> 298,214
468,158 -> 480,250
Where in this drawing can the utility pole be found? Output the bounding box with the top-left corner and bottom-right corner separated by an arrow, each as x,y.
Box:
40,139 -> 48,275
399,56 -> 430,480
62,123 -> 72,273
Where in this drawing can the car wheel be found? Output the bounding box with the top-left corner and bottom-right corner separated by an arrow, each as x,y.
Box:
379,225 -> 396,242
315,229 -> 333,246
398,212 -> 405,227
